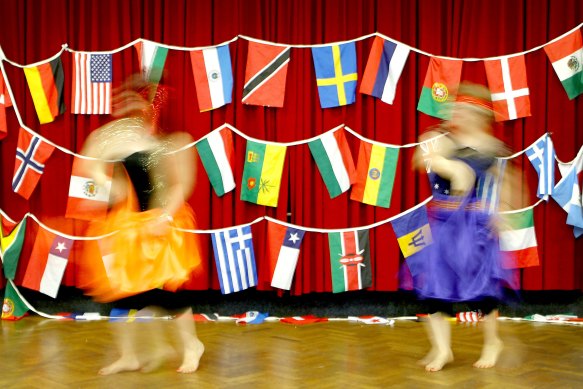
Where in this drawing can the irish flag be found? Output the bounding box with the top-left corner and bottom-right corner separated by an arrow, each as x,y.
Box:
499,208 -> 540,269
350,141 -> 399,208
417,57 -> 462,119
240,140 -> 286,207
544,29 -> 583,100
308,128 -> 356,199
196,127 -> 236,196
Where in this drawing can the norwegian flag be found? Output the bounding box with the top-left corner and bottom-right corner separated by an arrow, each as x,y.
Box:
71,52 -> 112,114
12,128 -> 55,199
484,55 -> 531,121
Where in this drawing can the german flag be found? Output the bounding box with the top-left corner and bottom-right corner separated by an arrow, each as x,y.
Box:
24,56 -> 65,124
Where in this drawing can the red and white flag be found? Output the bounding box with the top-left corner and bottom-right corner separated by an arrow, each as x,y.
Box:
484,55 -> 531,121
12,128 -> 55,199
279,315 -> 328,325
65,157 -> 112,220
0,70 -> 13,139
71,52 -> 112,114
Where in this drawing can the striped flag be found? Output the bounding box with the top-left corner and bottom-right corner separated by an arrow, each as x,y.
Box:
308,129 -> 356,198
22,229 -> 73,298
312,42 -> 358,108
476,158 -> 507,214
0,216 -> 27,280
71,52 -> 112,114
65,157 -> 113,220
525,134 -> 555,199
12,128 -> 55,199
0,70 -> 12,139
242,41 -> 290,107
279,315 -> 328,325
328,230 -> 372,293
240,140 -> 287,207
134,41 -> 168,86
484,55 -> 531,121
360,36 -> 410,104
211,226 -> 257,294
417,57 -> 462,119
544,29 -> 583,100
552,148 -> 583,237
266,222 -> 305,290
390,205 -> 433,259
350,141 -> 399,208
23,56 -> 65,124
499,208 -> 540,268
195,127 -> 236,196
190,44 -> 233,112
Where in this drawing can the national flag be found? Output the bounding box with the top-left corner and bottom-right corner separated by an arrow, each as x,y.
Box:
0,70 -> 12,139
312,42 -> 358,108
308,128 -> 356,198
23,56 -> 65,124
71,52 -> 112,114
390,205 -> 433,278
544,29 -> 583,99
476,159 -> 507,214
525,134 -> 556,199
418,136 -> 440,174
190,44 -> 233,112
499,208 -> 540,268
134,41 -> 168,85
552,148 -> 583,237
12,128 -> 55,199
240,140 -> 287,207
484,55 -> 531,121
348,315 -> 393,325
328,230 -> 372,293
65,157 -> 113,220
211,226 -> 258,294
279,315 -> 328,325
195,127 -> 236,196
456,311 -> 482,322
242,41 -> 290,107
266,222 -> 305,290
22,229 -> 73,298
360,36 -> 410,104
0,216 -> 27,280
193,313 -> 216,322
417,57 -> 462,119
2,280 -> 29,321
108,308 -> 141,322
350,140 -> 399,208
233,311 -> 269,325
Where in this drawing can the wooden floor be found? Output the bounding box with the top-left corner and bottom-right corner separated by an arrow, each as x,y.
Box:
1,316 -> 582,388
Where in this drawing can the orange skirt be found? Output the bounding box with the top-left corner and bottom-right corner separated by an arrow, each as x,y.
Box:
78,197 -> 202,302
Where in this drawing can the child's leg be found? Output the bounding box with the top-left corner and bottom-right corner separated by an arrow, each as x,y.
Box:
474,308 -> 503,368
425,312 -> 454,372
174,307 -> 204,373
99,322 -> 141,375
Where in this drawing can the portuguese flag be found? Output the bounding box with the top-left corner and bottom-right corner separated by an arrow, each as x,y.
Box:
2,281 -> 29,321
417,57 -> 462,119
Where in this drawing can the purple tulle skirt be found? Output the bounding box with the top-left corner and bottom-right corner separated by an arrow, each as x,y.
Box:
405,195 -> 515,302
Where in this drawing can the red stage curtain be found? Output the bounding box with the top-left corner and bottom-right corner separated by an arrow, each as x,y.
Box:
0,0 -> 581,294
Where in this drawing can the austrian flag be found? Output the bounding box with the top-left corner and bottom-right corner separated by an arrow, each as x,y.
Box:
13,128 -> 55,199
484,55 -> 531,121
328,230 -> 372,293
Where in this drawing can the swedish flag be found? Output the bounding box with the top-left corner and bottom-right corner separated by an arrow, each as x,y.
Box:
312,42 -> 358,108
390,205 -> 433,258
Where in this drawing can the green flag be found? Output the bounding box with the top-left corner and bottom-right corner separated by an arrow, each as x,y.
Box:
2,281 -> 29,321
1,217 -> 27,280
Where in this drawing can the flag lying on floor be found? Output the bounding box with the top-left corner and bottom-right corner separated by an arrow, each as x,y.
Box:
0,216 -> 27,280
233,311 -> 269,325
544,29 -> 583,100
360,36 -> 410,104
195,127 -> 236,196
279,315 -> 328,325
23,56 -> 65,124
12,128 -> 55,199
190,44 -> 233,112
499,208 -> 540,268
328,230 -> 372,293
2,280 -> 28,321
266,222 -> 305,290
65,157 -> 113,220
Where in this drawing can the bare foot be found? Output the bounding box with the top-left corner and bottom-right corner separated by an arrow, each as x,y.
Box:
99,358 -> 141,375
418,348 -> 437,366
474,339 -> 503,368
177,339 -> 204,374
425,350 -> 454,372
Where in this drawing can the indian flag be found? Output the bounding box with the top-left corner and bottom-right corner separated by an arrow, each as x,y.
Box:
499,208 -> 540,269
544,29 -> 583,100
308,128 -> 356,198
196,127 -> 235,196
417,57 -> 462,119
350,141 -> 399,208
240,140 -> 286,207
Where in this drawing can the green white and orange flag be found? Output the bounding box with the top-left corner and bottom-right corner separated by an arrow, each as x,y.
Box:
240,140 -> 287,207
499,208 -> 540,269
23,56 -> 65,124
417,57 -> 462,119
544,29 -> 583,100
350,140 -> 399,208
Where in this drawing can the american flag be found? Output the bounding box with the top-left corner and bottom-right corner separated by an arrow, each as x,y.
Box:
71,52 -> 112,114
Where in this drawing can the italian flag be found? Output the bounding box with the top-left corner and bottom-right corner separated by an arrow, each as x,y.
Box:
195,127 -> 236,197
350,140 -> 399,208
544,29 -> 583,100
499,208 -> 540,269
417,57 -> 463,119
240,140 -> 287,207
308,128 -> 356,198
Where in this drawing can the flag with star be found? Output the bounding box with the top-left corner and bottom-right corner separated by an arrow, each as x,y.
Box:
71,52 -> 112,114
312,42 -> 358,108
22,229 -> 74,298
240,140 -> 287,207
266,221 -> 306,290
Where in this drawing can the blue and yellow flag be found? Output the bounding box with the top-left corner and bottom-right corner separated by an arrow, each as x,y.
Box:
390,205 -> 433,258
312,42 -> 358,108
